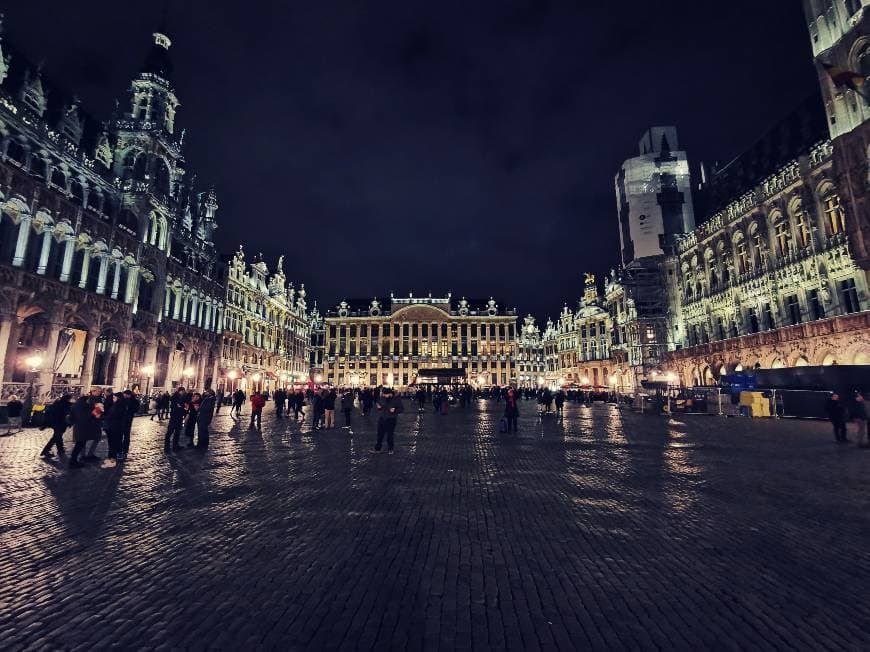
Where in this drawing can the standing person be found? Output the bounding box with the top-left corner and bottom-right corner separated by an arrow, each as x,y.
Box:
851,391 -> 868,447
554,389 -> 565,416
311,390 -> 324,430
504,387 -> 520,433
197,389 -> 216,449
432,389 -> 442,414
373,386 -> 404,454
164,386 -> 188,453
293,389 -> 305,420
214,388 -> 224,414
324,388 -> 337,429
826,392 -> 849,443
157,391 -> 171,421
120,389 -> 140,460
232,388 -> 246,417
361,389 -> 374,416
274,387 -> 286,419
69,395 -> 103,468
40,394 -> 73,458
104,392 -> 128,460
4,395 -> 23,435
415,388 -> 426,412
249,391 -> 266,429
83,389 -> 106,461
184,392 -> 201,447
341,389 -> 354,428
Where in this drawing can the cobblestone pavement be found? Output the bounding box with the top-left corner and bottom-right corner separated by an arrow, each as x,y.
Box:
2,401 -> 870,650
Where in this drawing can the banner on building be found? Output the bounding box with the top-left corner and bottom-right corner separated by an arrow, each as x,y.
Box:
54,328 -> 87,377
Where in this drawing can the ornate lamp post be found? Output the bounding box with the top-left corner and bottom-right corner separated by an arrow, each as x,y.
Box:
141,364 -> 155,399
22,354 -> 43,426
182,366 -> 194,388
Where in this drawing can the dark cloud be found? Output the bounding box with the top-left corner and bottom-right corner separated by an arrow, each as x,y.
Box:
1,0 -> 818,321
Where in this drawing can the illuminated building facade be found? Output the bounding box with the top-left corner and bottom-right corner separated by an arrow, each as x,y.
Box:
516,315 -> 545,388
0,21 -> 225,401
218,247 -> 309,393
665,95 -> 870,384
322,295 -> 517,388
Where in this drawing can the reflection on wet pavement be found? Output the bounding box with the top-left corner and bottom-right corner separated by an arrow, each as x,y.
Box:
1,401 -> 868,649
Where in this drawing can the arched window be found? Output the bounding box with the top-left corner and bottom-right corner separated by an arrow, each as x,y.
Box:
792,201 -> 811,248
51,167 -> 67,189
135,97 -> 148,119
70,179 -> 85,205
154,159 -> 171,198
735,234 -> 748,274
823,194 -> 846,235
773,214 -> 792,256
133,154 -> 148,181
6,140 -> 26,165
30,156 -> 47,180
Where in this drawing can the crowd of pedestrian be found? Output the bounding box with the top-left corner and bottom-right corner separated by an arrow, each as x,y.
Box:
825,390 -> 869,446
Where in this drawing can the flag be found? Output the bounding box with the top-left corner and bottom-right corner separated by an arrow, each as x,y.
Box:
822,62 -> 866,91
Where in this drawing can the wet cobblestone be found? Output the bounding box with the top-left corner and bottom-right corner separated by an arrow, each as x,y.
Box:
1,401 -> 869,650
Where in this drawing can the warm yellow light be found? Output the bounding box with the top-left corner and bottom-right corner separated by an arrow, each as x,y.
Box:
537,377 -> 545,386
665,372 -> 678,383
24,354 -> 44,370
581,376 -> 590,385
227,370 -> 238,380
279,373 -> 288,381
141,364 -> 155,376
314,373 -> 323,383
183,367 -> 194,378
252,373 -> 262,382
608,375 -> 617,386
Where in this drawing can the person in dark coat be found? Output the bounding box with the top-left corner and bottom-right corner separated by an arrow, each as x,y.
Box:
340,389 -> 355,428
311,391 -> 324,430
69,395 -> 103,468
214,388 -> 224,414
415,389 -> 426,411
197,389 -> 216,448
4,394 -> 23,435
851,391 -> 868,447
324,389 -> 337,429
164,386 -> 189,453
504,387 -> 520,433
120,389 -> 140,460
40,394 -> 73,458
104,393 -> 128,460
825,392 -> 849,443
232,389 -> 246,417
274,388 -> 286,419
373,387 -> 404,454
184,392 -> 201,447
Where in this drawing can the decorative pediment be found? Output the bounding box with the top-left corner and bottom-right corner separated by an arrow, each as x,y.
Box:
390,303 -> 450,322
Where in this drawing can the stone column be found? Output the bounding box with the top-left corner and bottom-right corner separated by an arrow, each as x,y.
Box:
59,238 -> 75,282
112,339 -> 131,389
95,256 -> 109,295
79,328 -> 100,389
37,317 -> 63,391
0,317 -> 13,386
111,260 -> 122,300
36,230 -> 53,275
12,217 -> 32,267
172,289 -> 182,320
190,295 -> 199,326
78,249 -> 91,288
125,267 -> 138,304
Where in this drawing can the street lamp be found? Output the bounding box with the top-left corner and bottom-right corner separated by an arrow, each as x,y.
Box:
21,354 -> 43,426
141,363 -> 155,398
183,367 -> 194,388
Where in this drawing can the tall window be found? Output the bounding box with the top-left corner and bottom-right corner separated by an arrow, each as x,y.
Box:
840,278 -> 860,314
786,295 -> 802,325
752,228 -> 765,268
824,195 -> 846,235
794,204 -> 811,248
774,217 -> 792,256
748,307 -> 760,333
808,289 -> 825,321
735,237 -> 748,274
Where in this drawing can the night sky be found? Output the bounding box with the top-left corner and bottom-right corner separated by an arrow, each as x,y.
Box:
3,1 -> 817,321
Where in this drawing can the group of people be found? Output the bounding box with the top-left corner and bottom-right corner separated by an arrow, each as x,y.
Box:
38,387 -> 141,467
161,386 -> 217,452
825,391 -> 869,445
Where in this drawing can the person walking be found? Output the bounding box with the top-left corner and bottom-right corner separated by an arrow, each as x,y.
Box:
157,391 -> 171,421
372,386 -> 404,454
504,387 -> 520,433
232,388 -> 246,418
104,392 -> 127,460
341,389 -> 354,428
249,391 -> 266,429
82,389 -> 106,461
415,388 -> 426,412
214,388 -> 224,414
361,389 -> 374,416
185,392 -> 201,447
197,389 -> 216,449
293,389 -> 305,420
826,392 -> 849,443
40,394 -> 73,458
324,388 -> 337,429
69,395 -> 103,468
164,386 -> 189,453
851,391 -> 868,447
274,387 -> 286,419
4,394 -> 23,435
311,390 -> 324,430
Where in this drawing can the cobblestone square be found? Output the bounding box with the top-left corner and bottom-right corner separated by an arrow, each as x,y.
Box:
2,402 -> 870,650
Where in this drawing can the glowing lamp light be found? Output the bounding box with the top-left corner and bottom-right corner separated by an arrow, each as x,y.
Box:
227,370 -> 238,380
252,373 -> 262,382
24,354 -> 44,370
537,377 -> 545,386
581,376 -> 590,385
141,364 -> 155,376
279,373 -> 288,382
665,372 -> 678,383
314,373 -> 323,384
608,376 -> 617,386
